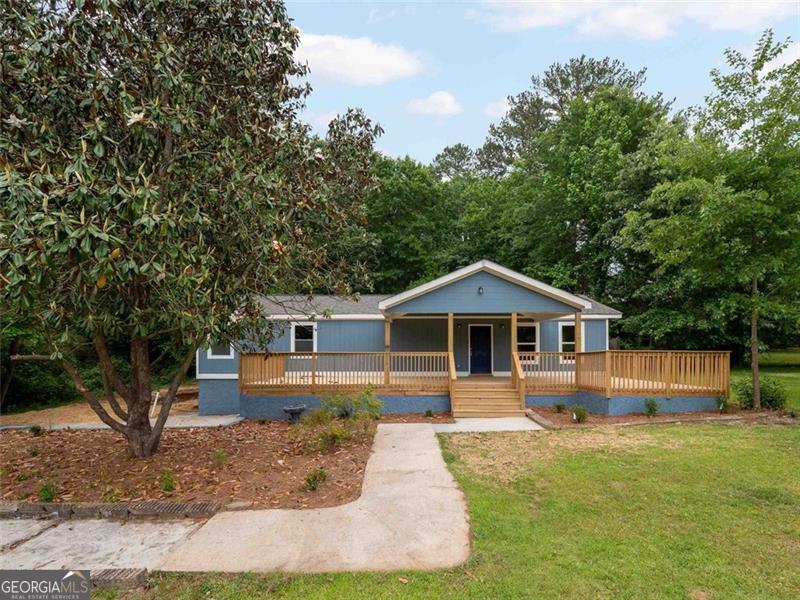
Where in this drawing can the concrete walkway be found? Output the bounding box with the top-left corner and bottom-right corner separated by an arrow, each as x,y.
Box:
434,416 -> 543,433
163,423 -> 471,573
0,423 -> 470,574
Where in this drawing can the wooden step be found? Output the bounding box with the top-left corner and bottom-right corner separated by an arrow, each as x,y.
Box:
452,409 -> 525,417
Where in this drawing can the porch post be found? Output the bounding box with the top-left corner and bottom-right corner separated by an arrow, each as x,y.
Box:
574,311 -> 582,385
510,312 -> 517,354
447,312 -> 454,354
384,316 -> 391,385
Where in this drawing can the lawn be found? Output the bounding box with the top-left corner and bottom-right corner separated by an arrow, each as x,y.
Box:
100,423 -> 800,599
732,348 -> 800,412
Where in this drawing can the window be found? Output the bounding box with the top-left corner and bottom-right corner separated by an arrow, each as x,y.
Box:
291,323 -> 316,353
559,324 -> 576,353
207,343 -> 233,359
517,324 -> 538,353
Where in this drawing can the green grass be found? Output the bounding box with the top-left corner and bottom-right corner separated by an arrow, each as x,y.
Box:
96,424 -> 800,600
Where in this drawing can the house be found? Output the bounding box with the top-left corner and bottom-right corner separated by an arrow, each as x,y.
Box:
197,260 -> 729,418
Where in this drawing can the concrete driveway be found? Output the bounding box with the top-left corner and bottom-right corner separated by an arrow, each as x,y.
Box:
0,423 -> 470,573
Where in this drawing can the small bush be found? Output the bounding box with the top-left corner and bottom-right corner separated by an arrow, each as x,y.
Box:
38,480 -> 57,502
212,448 -> 227,468
719,396 -> 740,414
28,446 -> 41,457
644,398 -> 658,418
424,409 -> 434,418
160,468 -> 175,492
303,467 -> 328,491
554,403 -> 566,413
733,377 -> 787,410
16,472 -> 32,482
787,410 -> 797,419
572,405 -> 588,423
322,387 -> 382,419
317,422 -> 352,452
29,425 -> 44,437
301,408 -> 334,427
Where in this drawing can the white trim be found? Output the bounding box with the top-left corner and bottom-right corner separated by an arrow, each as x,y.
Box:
493,370 -> 511,377
197,373 -> 238,380
605,319 -> 610,350
456,370 -> 470,377
290,321 -> 318,353
378,259 -> 592,311
265,314 -> 384,321
468,323 -> 494,375
206,344 -> 234,360
555,314 -> 621,320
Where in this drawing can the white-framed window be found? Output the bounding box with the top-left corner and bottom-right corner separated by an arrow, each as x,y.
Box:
517,323 -> 539,354
207,343 -> 234,359
290,322 -> 317,353
558,321 -> 585,361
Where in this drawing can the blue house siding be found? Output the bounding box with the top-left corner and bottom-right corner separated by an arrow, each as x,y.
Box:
389,272 -> 579,314
453,317 -> 511,373
240,393 -> 450,420
391,319 -> 447,351
197,348 -> 239,375
527,393 -> 720,415
540,319 -> 607,352
199,380 -> 240,415
317,321 -> 384,351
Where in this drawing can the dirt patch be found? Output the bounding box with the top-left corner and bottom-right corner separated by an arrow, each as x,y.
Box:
0,420 -> 373,509
444,428 -> 682,484
0,395 -> 199,427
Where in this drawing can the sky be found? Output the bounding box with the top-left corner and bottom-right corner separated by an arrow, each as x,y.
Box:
288,1 -> 800,163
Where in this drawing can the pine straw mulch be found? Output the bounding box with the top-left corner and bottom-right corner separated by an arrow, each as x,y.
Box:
0,420 -> 374,509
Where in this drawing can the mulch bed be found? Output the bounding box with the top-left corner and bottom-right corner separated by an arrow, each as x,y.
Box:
528,406 -> 795,428
379,412 -> 455,424
0,420 -> 374,509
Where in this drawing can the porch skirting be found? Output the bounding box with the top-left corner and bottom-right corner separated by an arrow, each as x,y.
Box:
240,393 -> 450,420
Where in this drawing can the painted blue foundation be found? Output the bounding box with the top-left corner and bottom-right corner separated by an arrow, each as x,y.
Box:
527,393 -> 720,415
240,393 -> 451,420
198,380 -> 240,415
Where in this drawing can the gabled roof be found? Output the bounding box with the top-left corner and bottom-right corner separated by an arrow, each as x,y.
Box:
377,260 -> 592,311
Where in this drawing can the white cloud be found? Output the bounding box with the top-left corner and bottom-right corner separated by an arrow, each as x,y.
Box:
407,91 -> 463,116
483,97 -> 510,118
305,110 -> 338,131
466,1 -> 796,40
766,41 -> 800,72
296,32 -> 424,86
367,5 -> 416,25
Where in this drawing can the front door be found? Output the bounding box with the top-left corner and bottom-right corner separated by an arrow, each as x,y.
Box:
469,325 -> 492,374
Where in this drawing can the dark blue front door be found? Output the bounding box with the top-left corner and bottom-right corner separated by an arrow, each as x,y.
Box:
469,326 -> 492,374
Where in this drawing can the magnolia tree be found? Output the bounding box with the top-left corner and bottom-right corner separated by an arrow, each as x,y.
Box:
1,0 -> 381,456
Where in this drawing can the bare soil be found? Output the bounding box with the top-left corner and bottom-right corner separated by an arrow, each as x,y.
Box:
0,420 -> 373,509
379,412 -> 455,424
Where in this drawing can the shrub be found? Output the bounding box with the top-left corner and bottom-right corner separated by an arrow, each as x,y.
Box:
160,468 -> 175,492
29,425 -> 44,437
572,405 -> 588,423
38,480 -> 57,502
322,387 -> 382,419
301,408 -> 334,427
644,398 -> 659,418
303,467 -> 328,491
732,377 -> 787,410
554,402 -> 566,413
317,422 -> 352,452
212,448 -> 227,468
424,409 -> 434,418
718,395 -> 740,414
28,446 -> 41,457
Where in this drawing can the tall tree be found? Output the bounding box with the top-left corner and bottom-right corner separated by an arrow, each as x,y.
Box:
1,0 -> 381,456
622,31 -> 800,407
478,56 -> 648,176
430,143 -> 477,181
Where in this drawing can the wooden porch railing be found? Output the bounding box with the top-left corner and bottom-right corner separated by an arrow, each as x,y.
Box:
511,352 -> 526,409
239,352 -> 449,393
520,350 -> 730,398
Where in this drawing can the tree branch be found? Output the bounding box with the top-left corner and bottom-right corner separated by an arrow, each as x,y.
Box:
93,332 -> 131,407
59,360 -> 128,434
146,346 -> 197,454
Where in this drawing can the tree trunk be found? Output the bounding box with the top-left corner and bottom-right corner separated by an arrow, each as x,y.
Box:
751,275 -> 760,410
126,337 -> 154,457
1,338 -> 19,408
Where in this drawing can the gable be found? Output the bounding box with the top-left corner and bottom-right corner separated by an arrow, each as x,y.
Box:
387,271 -> 581,314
